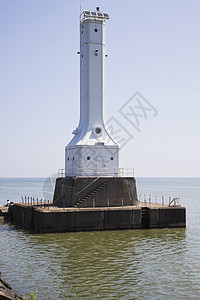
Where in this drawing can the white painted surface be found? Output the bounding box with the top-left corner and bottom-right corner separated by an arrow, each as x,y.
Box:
65,10 -> 119,176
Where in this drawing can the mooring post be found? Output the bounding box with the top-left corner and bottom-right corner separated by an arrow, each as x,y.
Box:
155,195 -> 157,204
162,196 -> 164,206
28,197 -> 29,205
44,199 -> 46,208
31,197 -> 32,206
144,194 -> 146,206
169,196 -> 171,206
37,198 -> 38,206
93,198 -> 95,208
122,197 -> 124,207
149,195 -> 151,206
40,199 -> 42,207
25,196 -> 26,204
108,198 -> 109,208
21,196 -> 23,204
33,198 -> 35,206
48,200 -> 49,210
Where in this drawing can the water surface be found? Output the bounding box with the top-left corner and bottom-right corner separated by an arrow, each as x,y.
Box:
0,178 -> 199,299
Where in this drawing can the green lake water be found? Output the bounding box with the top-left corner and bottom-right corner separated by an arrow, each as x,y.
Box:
0,178 -> 199,299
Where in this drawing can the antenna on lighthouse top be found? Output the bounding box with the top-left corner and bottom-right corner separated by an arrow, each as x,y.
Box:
96,7 -> 100,11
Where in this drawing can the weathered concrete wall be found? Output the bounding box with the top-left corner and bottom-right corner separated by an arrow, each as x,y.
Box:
132,209 -> 142,229
104,208 -> 133,230
12,204 -> 34,229
43,211 -> 76,233
76,210 -> 104,232
11,204 -> 186,234
53,177 -> 138,208
159,207 -> 186,228
149,208 -> 160,228
149,207 -> 186,228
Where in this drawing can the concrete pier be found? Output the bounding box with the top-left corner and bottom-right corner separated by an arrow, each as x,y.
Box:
10,203 -> 186,234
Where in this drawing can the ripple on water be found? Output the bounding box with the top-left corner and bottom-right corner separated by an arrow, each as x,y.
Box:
0,225 -> 200,299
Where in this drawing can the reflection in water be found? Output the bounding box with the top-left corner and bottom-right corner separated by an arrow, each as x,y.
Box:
0,225 -> 191,299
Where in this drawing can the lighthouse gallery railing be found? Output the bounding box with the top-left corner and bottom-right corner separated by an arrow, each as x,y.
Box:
58,168 -> 134,178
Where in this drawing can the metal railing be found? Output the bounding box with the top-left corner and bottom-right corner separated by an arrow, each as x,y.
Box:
72,177 -> 100,200
20,196 -> 138,209
138,194 -> 181,207
20,195 -> 181,209
21,197 -> 52,209
169,197 -> 181,207
58,168 -> 134,178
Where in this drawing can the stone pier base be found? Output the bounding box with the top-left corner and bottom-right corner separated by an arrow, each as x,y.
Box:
10,203 -> 186,234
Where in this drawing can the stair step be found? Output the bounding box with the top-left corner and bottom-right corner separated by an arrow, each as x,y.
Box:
77,178 -> 112,206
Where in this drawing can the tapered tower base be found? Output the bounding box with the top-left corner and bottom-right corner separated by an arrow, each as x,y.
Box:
53,177 -> 138,208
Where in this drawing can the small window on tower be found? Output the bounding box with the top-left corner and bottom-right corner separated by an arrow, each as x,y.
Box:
111,157 -> 114,160
67,157 -> 69,161
87,156 -> 90,160
94,28 -> 98,32
95,127 -> 101,134
73,157 -> 74,160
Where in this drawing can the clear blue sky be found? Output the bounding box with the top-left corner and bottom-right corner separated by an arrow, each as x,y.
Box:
0,0 -> 200,177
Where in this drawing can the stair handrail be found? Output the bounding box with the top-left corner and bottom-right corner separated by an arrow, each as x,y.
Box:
169,197 -> 181,207
74,178 -> 113,207
72,177 -> 100,201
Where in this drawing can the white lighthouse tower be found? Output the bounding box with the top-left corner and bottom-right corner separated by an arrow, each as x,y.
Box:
65,8 -> 119,177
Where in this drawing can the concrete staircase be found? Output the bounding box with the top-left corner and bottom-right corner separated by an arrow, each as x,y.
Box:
74,178 -> 112,207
